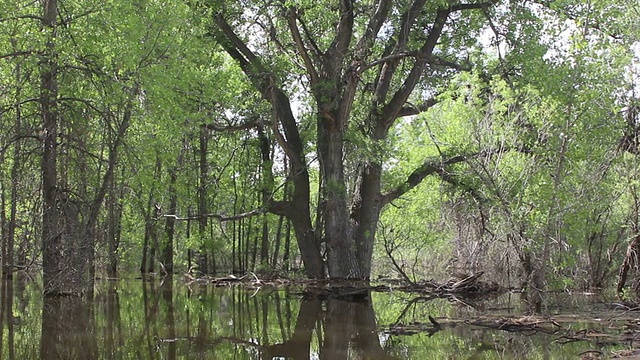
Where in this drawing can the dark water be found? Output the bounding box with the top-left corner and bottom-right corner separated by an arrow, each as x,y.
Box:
0,276 -> 631,359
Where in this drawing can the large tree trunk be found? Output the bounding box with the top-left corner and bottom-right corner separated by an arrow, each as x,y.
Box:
318,115 -> 360,279
350,162 -> 383,279
270,90 -> 324,279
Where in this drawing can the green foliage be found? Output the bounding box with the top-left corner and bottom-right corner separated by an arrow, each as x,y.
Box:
1,0 -> 638,287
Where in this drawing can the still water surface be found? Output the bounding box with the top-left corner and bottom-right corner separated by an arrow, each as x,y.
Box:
0,276 -> 630,359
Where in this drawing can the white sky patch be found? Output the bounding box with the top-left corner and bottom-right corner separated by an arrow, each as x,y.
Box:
541,19 -> 578,65
628,41 -> 640,97
478,26 -> 508,59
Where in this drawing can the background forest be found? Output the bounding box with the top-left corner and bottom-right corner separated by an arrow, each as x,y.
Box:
0,0 -> 639,299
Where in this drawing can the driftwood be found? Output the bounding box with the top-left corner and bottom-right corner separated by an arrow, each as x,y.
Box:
181,271 -> 504,300
469,316 -> 562,334
439,271 -> 488,291
617,234 -> 640,294
391,271 -> 503,296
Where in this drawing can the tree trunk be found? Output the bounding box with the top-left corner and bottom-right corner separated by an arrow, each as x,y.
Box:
5,42 -> 23,279
40,0 -> 134,293
273,90 -> 324,279
163,140 -> 187,276
107,174 -> 125,279
617,234 -> 640,294
41,0 -> 63,296
317,113 -> 359,279
258,126 -> 272,267
350,160 -> 383,279
163,170 -> 178,276
107,179 -> 118,278
197,125 -> 209,275
1,175 -> 6,277
272,214 -> 284,268
283,220 -> 291,271
618,189 -> 640,295
140,199 -> 154,275
142,156 -> 162,274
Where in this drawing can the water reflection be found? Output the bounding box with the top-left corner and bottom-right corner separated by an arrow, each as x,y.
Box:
0,278 -> 620,359
1,278 -> 15,360
263,297 -> 396,360
41,295 -> 97,359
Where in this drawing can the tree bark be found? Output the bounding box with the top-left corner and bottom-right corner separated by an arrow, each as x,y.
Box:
197,125 -> 209,275
163,169 -> 178,276
41,0 -> 63,296
258,125 -> 271,267
5,40 -> 23,278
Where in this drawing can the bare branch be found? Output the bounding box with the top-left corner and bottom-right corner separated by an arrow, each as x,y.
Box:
381,147 -> 530,206
0,14 -> 42,23
362,53 -> 470,74
397,0 -> 428,51
371,0 -> 426,107
58,96 -> 103,113
287,7 -> 319,85
396,98 -> 438,118
296,12 -> 323,57
161,209 -> 263,222
361,52 -> 412,73
214,13 -> 260,66
0,51 -> 37,60
354,0 -> 393,58
213,12 -> 305,168
203,119 -> 262,132
380,9 -> 450,126
379,1 -> 495,129
325,0 -> 355,63
0,98 -> 40,116
381,152 -> 470,206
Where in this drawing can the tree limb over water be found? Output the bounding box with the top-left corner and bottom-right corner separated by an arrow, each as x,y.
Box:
381,146 -> 532,206
160,209 -> 262,222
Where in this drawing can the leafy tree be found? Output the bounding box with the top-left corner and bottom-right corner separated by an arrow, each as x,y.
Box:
206,0 -> 509,280
378,0 -> 637,298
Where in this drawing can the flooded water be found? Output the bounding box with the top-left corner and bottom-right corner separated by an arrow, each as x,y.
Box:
0,276 -> 634,359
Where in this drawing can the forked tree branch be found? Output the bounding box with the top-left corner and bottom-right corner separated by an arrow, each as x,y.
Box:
381,152 -> 471,206
287,7 -> 319,84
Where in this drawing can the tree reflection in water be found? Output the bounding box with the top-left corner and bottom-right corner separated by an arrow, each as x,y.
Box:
40,295 -> 97,359
0,279 -> 596,359
263,296 -> 397,360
